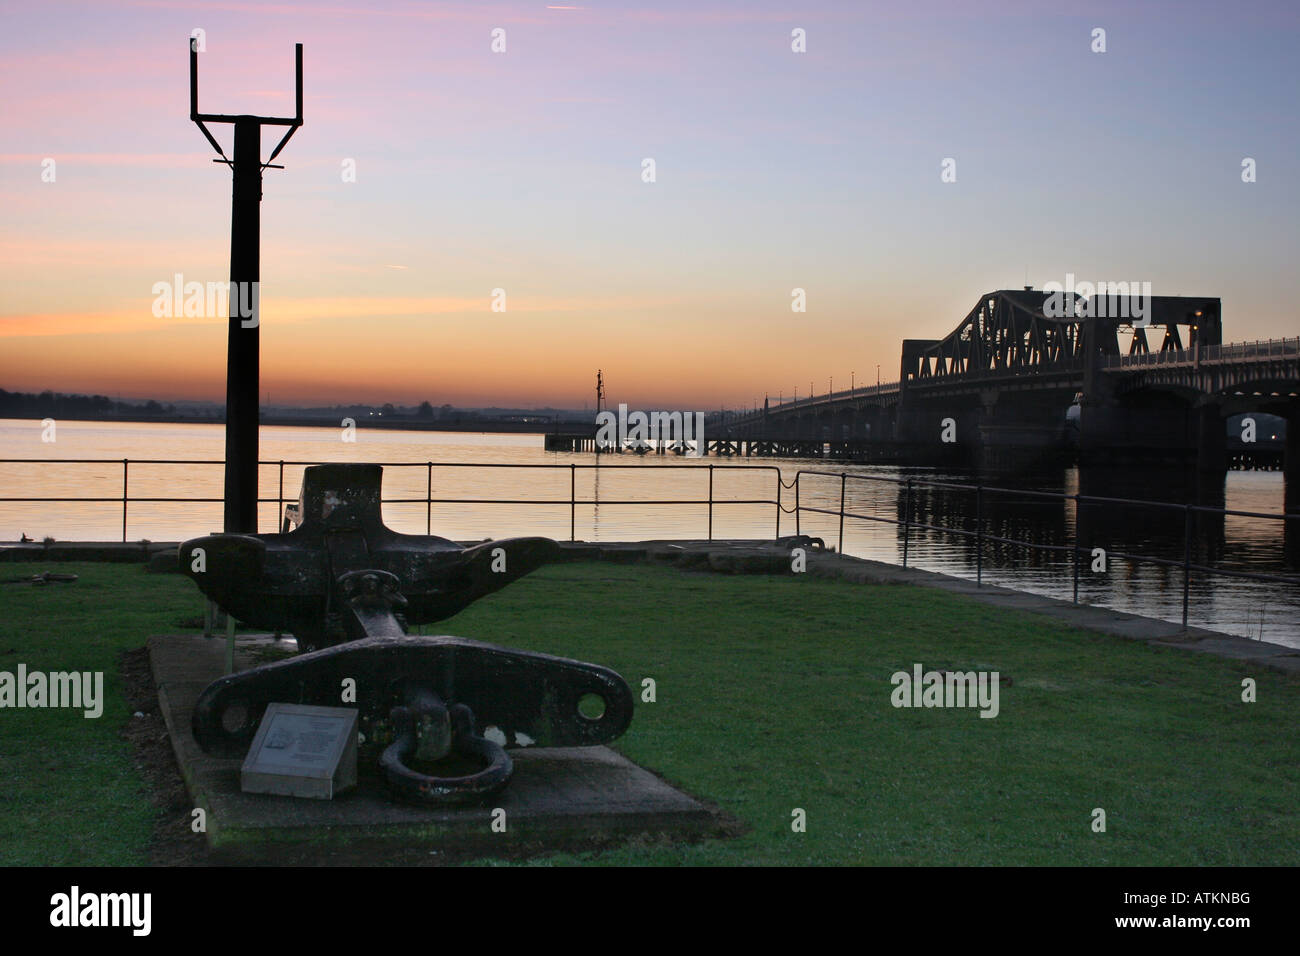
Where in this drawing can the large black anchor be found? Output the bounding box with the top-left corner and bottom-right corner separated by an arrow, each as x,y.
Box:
180,463 -> 634,805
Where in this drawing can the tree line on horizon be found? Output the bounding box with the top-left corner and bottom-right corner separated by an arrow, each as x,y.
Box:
0,389 -> 587,423
0,388 -> 180,420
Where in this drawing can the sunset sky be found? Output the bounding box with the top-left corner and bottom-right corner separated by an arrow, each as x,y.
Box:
1,0 -> 1297,409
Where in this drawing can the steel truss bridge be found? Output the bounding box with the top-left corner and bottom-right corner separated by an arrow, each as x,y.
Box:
712,289 -> 1299,488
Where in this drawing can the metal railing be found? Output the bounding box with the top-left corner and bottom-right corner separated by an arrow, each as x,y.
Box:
905,359 -> 1086,385
910,336 -> 1300,380
737,380 -> 903,417
1104,337 -> 1299,369
0,459 -> 784,543
792,469 -> 1300,628
4,457 -> 1299,632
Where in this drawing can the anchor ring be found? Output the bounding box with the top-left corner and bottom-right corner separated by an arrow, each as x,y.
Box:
380,700 -> 513,805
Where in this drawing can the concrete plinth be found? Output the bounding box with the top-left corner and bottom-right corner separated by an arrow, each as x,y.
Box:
149,633 -> 725,864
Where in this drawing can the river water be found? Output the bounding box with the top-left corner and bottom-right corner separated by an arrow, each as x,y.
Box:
2,419 -> 1296,648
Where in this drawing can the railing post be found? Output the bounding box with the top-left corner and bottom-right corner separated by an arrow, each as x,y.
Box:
838,472 -> 846,554
707,464 -> 714,540
426,462 -> 433,535
277,460 -> 284,530
975,482 -> 982,587
795,472 -> 801,536
570,463 -> 576,542
1072,494 -> 1080,604
121,459 -> 128,542
775,470 -> 781,538
902,478 -> 912,568
1182,503 -> 1193,630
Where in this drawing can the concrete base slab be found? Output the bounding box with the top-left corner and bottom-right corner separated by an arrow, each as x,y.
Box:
149,633 -> 726,864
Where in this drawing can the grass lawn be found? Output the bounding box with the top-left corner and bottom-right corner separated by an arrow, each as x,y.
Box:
1,559 -> 1296,866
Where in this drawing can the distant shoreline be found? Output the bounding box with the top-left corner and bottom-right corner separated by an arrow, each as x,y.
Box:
1,414 -> 566,435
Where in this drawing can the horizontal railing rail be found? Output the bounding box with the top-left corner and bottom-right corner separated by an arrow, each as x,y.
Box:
906,359 -> 1086,384
792,468 -> 1300,629
728,380 -> 904,422
0,459 -> 785,543
1103,336 -> 1300,369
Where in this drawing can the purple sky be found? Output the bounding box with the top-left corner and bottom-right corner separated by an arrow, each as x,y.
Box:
1,0 -> 1297,408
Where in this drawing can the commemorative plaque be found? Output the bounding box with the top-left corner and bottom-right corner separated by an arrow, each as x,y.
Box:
240,703 -> 358,799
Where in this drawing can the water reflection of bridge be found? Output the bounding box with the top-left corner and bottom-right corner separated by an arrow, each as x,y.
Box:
791,466 -> 1300,622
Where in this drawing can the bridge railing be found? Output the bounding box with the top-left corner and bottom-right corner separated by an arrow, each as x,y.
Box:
906,356 -> 1087,384
1104,336 -> 1300,369
0,458 -> 785,543
791,468 -> 1300,630
725,381 -> 903,424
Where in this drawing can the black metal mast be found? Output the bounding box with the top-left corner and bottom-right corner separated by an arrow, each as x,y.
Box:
189,40 -> 303,533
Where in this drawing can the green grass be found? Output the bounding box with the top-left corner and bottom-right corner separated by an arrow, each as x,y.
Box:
0,563 -> 198,865
1,560 -> 1297,865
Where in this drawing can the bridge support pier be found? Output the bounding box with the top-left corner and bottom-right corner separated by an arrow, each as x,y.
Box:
1196,402 -> 1227,475
973,389 -> 1074,474
1079,394 -> 1201,471
1287,415 -> 1300,516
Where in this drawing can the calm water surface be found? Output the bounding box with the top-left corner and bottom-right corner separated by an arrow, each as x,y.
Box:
2,419 -> 1296,648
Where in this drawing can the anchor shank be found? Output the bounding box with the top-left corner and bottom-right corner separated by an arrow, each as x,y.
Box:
338,569 -> 408,640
